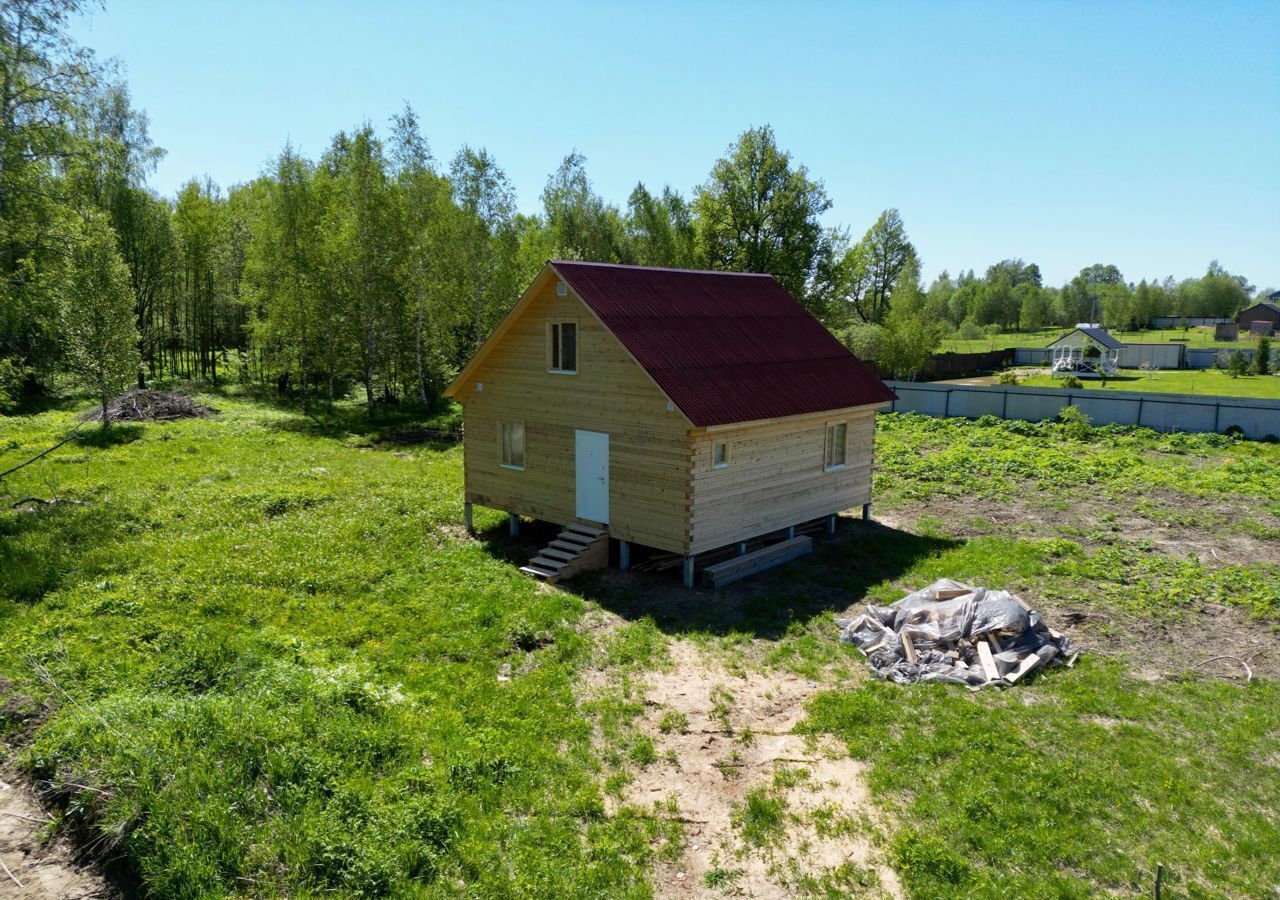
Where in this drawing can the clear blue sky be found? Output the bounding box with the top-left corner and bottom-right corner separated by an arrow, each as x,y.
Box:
72,1 -> 1280,289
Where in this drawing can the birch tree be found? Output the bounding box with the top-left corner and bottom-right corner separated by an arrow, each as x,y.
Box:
59,210 -> 140,427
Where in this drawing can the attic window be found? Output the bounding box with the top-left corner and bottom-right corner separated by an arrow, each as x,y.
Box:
549,322 -> 577,373
824,422 -> 847,472
713,442 -> 730,469
557,281 -> 568,297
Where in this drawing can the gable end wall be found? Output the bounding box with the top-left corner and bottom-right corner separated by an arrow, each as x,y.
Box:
458,279 -> 693,553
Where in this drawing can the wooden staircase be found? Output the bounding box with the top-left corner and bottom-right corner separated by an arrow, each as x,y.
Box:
520,522 -> 609,584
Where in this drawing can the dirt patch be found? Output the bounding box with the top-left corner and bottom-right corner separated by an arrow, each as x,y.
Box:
874,505 -> 1280,680
617,638 -> 901,899
0,772 -> 113,899
883,490 -> 1280,566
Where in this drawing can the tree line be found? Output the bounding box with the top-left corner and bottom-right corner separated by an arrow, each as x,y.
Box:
2,0 -> 1271,416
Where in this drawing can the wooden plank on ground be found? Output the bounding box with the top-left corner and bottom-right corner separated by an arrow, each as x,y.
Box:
700,536 -> 812,588
901,632 -> 917,664
976,640 -> 1000,682
934,587 -> 971,600
1004,652 -> 1042,684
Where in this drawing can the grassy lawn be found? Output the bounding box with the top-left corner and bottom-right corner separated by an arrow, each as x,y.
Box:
1017,368 -> 1280,399
2,398 -> 1278,898
939,326 -> 1253,354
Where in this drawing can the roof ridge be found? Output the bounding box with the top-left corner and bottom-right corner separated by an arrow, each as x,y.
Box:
551,259 -> 775,278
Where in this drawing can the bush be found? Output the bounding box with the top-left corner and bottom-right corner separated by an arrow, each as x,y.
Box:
841,323 -> 887,364
956,320 -> 983,341
1057,405 -> 1092,440
997,371 -> 1020,386
0,357 -> 30,413
1059,375 -> 1083,389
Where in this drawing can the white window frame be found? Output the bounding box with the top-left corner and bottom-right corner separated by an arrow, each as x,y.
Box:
499,420 -> 526,470
547,320 -> 578,374
713,441 -> 730,469
824,421 -> 847,472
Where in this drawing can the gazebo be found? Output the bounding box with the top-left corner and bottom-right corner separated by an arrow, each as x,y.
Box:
1047,325 -> 1124,377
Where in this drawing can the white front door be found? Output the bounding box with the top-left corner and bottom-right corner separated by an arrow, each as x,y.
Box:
575,429 -> 609,524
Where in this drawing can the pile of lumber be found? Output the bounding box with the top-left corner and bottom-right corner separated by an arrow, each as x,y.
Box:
837,579 -> 1079,689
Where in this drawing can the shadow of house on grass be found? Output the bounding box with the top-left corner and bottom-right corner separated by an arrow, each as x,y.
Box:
565,520 -> 960,641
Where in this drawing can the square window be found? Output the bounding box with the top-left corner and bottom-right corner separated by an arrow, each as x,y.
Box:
713,442 -> 730,469
500,421 -> 525,469
824,422 -> 847,471
549,322 -> 577,373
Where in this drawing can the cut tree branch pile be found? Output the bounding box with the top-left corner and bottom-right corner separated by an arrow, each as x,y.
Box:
838,578 -> 1079,689
79,389 -> 215,423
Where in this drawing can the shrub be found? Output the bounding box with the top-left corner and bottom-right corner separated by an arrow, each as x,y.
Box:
0,357 -> 30,413
1057,405 -> 1092,440
997,370 -> 1019,386
1059,375 -> 1084,390
956,320 -> 983,341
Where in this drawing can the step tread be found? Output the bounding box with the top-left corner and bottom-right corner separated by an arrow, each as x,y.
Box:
556,533 -> 593,547
542,547 -> 577,562
549,539 -> 587,553
519,565 -> 558,580
566,523 -> 606,537
530,556 -> 569,570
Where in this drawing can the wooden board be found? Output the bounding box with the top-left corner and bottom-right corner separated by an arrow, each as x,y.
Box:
701,536 -> 813,588
976,640 -> 1000,682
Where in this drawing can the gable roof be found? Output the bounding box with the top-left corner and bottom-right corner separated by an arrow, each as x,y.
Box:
446,261 -> 895,427
1049,326 -> 1125,350
1241,300 -> 1280,317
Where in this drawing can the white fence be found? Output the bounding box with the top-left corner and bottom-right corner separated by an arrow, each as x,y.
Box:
885,381 -> 1280,440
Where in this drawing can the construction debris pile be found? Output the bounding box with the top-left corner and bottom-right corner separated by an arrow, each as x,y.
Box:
80,389 -> 215,423
837,579 -> 1079,688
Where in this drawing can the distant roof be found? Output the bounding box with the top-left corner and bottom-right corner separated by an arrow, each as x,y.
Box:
1242,300 -> 1280,316
1050,325 -> 1125,350
550,261 -> 896,427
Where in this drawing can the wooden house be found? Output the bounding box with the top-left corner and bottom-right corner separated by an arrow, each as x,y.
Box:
444,261 -> 896,587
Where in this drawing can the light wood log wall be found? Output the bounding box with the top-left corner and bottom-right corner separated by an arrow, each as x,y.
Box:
456,275 -> 694,553
687,406 -> 878,555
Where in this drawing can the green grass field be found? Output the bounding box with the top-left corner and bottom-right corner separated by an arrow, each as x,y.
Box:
1,397 -> 1277,897
940,326 -> 1252,354
1016,369 -> 1280,399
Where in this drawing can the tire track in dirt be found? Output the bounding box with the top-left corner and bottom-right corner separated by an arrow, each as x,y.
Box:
0,772 -> 112,900
619,638 -> 902,899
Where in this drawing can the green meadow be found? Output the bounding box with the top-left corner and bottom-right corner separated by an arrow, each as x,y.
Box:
1,398 -> 1277,898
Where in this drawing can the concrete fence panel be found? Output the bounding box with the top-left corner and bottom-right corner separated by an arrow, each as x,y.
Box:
1012,348 -> 1052,366
1117,344 -> 1184,369
885,381 -> 1280,439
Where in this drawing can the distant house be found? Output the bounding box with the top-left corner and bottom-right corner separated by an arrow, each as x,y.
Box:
1238,299 -> 1280,337
1046,325 -> 1125,377
444,261 -> 896,587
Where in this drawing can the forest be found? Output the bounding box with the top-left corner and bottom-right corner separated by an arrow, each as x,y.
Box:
1,0 -> 1269,416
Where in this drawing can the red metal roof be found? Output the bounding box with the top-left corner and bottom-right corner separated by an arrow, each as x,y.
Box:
551,261 -> 896,427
